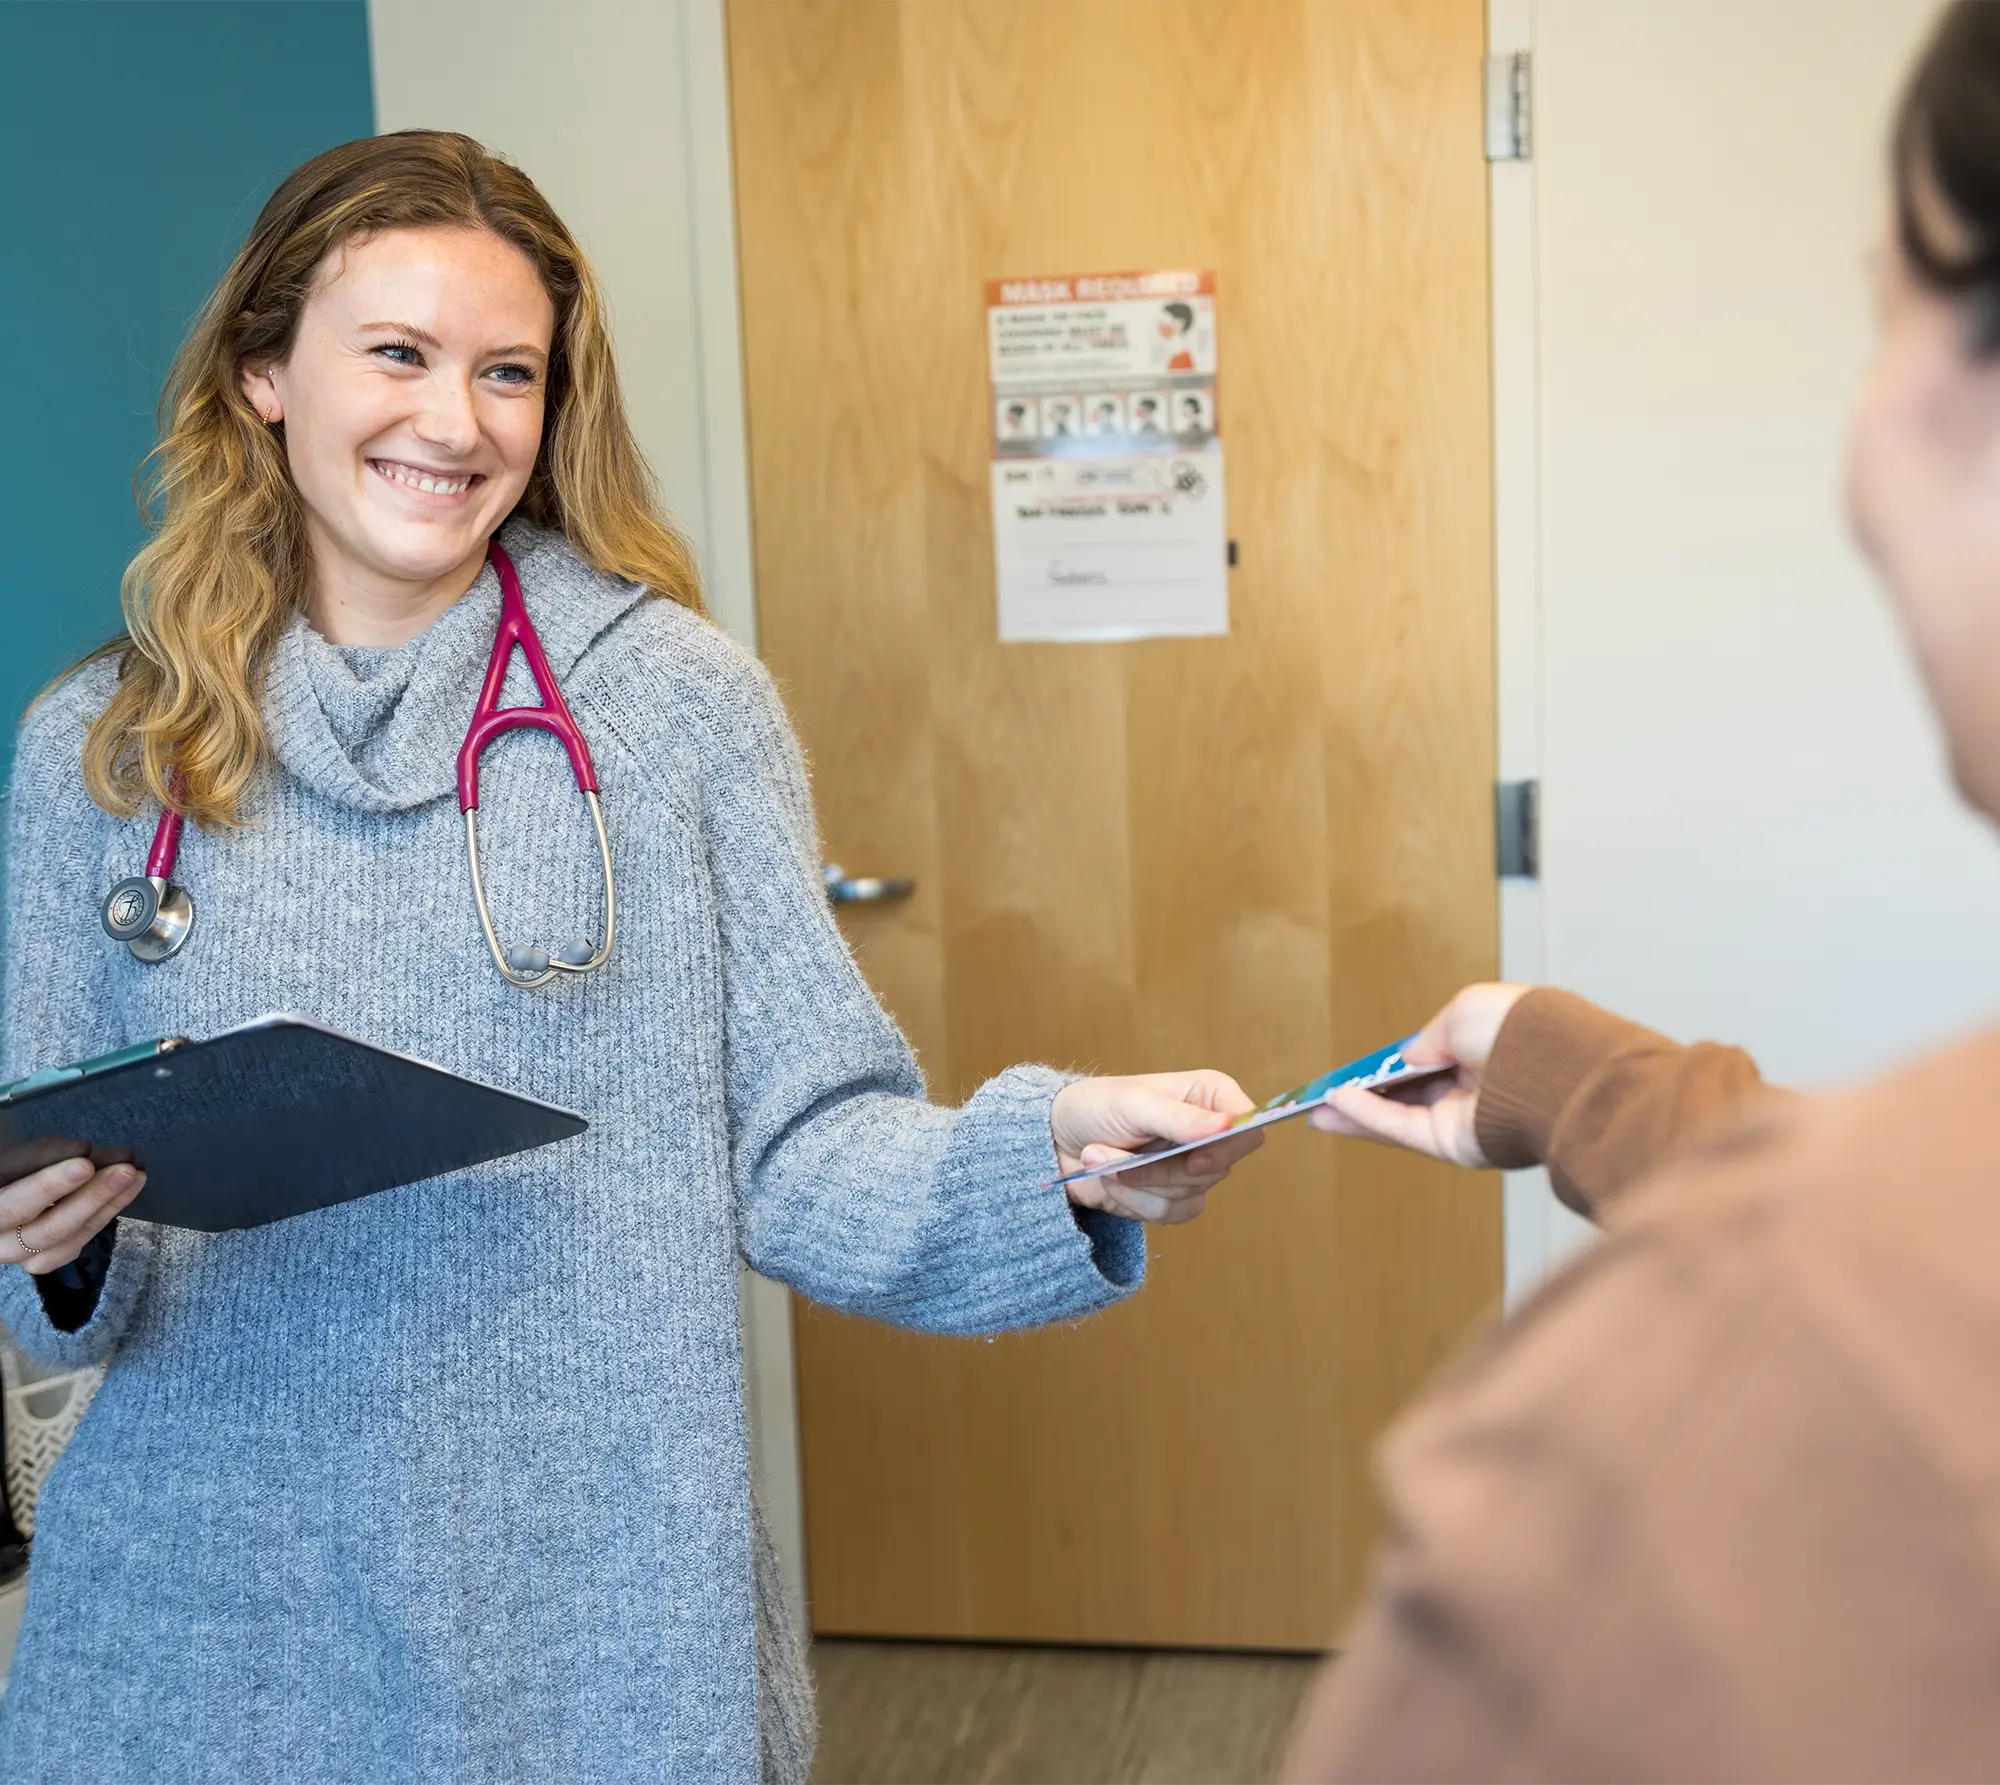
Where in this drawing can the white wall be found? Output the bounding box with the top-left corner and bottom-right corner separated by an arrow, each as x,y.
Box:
368,0 -> 805,1617
1496,0 -> 2000,1287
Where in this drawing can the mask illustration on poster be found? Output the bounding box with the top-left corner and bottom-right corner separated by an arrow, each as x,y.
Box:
985,268 -> 1227,643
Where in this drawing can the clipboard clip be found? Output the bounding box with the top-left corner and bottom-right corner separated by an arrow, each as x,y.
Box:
0,1038 -> 187,1107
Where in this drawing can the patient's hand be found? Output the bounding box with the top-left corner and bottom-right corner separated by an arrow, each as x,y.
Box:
1309,983 -> 1531,1167
1051,1071 -> 1261,1224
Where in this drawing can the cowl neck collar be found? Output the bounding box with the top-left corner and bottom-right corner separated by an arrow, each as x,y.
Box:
263,520 -> 646,814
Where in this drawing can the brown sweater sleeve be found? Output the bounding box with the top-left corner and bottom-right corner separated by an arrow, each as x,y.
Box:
1471,987 -> 1772,1218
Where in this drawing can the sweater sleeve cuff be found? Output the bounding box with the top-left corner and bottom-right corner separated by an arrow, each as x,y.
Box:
937,1066 -> 1146,1333
996,1065 -> 1147,1303
1473,990 -> 1668,1170
1017,1066 -> 1147,1294
0,1218 -> 153,1368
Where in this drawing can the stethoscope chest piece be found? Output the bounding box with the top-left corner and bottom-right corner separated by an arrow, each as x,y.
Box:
102,874 -> 195,963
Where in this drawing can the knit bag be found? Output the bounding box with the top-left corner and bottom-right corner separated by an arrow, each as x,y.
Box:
0,1339 -> 104,1538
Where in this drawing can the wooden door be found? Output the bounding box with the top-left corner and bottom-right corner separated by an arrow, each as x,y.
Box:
728,0 -> 1498,1651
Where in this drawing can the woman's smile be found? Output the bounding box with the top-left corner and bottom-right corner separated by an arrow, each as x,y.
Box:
367,456 -> 483,502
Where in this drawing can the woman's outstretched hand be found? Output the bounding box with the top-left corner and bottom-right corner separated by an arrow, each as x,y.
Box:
1308,984 -> 1533,1167
1051,1070 -> 1262,1225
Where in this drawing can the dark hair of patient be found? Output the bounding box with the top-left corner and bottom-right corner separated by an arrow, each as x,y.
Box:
1896,0 -> 2000,347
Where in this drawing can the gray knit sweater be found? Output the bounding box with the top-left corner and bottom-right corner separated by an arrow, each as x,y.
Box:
0,521 -> 1143,1784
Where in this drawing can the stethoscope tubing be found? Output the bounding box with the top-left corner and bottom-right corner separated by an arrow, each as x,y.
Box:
105,538 -> 616,988
456,541 -> 599,811
145,805 -> 183,881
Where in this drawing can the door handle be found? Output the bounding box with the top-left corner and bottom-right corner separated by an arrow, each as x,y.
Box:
823,863 -> 916,906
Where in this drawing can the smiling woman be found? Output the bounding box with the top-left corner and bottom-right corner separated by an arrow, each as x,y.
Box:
79,132 -> 700,835
0,128 -> 1264,1784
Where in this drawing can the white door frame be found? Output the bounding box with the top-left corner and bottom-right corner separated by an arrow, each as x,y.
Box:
1488,0 -> 1587,1302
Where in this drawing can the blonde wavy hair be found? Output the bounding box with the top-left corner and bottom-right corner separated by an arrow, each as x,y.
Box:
76,129 -> 702,830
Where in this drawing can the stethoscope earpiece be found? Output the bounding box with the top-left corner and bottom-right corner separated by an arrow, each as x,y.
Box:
101,874 -> 196,963
501,940 -> 599,976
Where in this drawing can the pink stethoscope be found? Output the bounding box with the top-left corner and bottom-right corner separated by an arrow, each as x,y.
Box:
100,540 -> 617,991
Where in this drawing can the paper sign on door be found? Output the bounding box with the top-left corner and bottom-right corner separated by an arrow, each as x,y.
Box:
986,269 -> 1228,643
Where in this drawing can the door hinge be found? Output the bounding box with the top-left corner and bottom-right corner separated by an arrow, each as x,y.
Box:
1496,778 -> 1540,880
1484,51 -> 1533,162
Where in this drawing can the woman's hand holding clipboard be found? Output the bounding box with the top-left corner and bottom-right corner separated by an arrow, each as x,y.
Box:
0,1137 -> 145,1275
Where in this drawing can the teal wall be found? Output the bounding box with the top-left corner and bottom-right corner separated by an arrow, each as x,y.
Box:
0,0 -> 374,781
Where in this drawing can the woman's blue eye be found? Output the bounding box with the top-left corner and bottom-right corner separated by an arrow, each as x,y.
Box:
367,342 -> 534,386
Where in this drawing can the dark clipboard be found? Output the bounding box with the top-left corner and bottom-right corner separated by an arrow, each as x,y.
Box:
0,1015 -> 587,1233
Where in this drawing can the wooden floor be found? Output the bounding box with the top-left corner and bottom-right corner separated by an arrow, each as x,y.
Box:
810,1640 -> 1322,1784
